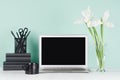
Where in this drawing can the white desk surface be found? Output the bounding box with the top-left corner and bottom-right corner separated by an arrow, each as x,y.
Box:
0,68 -> 120,80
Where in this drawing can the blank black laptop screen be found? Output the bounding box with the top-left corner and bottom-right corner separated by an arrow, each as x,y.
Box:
42,37 -> 86,65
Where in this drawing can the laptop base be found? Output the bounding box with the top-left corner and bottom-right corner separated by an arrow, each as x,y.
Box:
39,68 -> 90,73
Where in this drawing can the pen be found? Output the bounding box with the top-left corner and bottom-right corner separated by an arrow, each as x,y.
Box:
11,31 -> 17,39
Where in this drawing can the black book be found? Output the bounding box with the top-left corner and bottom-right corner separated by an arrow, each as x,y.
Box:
3,65 -> 24,70
4,61 -> 29,65
6,57 -> 31,62
6,53 -> 31,57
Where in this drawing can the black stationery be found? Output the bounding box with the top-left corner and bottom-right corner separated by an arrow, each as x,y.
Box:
3,28 -> 31,71
6,53 -> 31,57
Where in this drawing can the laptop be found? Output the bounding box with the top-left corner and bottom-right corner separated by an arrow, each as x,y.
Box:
39,35 -> 89,73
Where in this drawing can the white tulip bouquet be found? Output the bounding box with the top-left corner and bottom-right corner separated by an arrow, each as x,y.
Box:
74,7 -> 113,72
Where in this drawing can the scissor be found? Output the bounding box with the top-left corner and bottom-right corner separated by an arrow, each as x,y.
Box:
15,28 -> 28,53
18,27 -> 28,38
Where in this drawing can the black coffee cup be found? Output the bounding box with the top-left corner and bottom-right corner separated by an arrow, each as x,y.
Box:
24,63 -> 39,74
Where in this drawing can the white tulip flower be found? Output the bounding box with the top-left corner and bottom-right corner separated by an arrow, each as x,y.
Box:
85,20 -> 101,27
102,10 -> 114,27
74,7 -> 114,28
105,22 -> 114,27
102,10 -> 110,22
81,7 -> 101,27
74,7 -> 92,25
90,20 -> 102,27
81,7 -> 91,23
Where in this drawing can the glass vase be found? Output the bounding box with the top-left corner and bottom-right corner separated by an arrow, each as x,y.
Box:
96,50 -> 105,72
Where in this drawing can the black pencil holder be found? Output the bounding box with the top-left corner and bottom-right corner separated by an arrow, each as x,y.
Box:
24,63 -> 39,74
15,38 -> 27,53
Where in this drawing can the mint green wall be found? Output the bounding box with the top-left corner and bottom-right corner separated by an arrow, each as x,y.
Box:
0,0 -> 119,69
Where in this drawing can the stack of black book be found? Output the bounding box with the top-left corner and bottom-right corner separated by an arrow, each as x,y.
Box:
3,53 -> 31,70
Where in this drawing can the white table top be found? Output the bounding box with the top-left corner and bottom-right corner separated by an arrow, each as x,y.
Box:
0,68 -> 120,80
